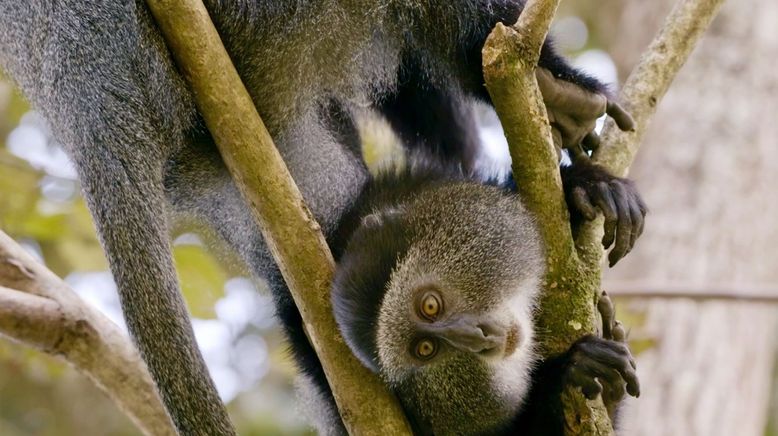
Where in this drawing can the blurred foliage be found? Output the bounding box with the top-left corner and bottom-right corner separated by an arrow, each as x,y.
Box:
174,244 -> 227,319
0,341 -> 138,436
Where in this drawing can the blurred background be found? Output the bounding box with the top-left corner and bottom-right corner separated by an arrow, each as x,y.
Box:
0,0 -> 776,435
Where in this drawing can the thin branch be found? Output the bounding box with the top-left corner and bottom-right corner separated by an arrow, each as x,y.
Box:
573,0 -> 728,316
595,0 -> 728,175
0,231 -> 175,436
142,0 -> 411,434
606,283 -> 778,304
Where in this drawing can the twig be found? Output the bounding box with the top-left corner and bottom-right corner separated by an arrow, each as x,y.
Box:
606,283 -> 778,303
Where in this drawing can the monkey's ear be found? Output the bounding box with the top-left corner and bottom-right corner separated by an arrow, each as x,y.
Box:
361,206 -> 406,228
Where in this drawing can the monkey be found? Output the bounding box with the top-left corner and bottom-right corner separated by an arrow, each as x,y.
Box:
0,1 -> 644,434
329,157 -> 640,435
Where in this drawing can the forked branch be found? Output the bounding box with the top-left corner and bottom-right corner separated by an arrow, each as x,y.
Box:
482,0 -> 724,434
0,231 -> 175,436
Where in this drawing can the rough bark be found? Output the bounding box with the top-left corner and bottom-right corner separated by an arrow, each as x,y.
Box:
483,1 -> 612,434
0,231 -> 175,436
142,0 -> 412,434
601,1 -> 778,435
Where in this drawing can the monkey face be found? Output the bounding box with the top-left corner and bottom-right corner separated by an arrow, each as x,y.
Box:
373,224 -> 542,435
377,277 -> 539,435
375,250 -> 539,377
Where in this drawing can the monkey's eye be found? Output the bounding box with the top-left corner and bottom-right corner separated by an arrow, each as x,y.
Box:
414,338 -> 438,360
418,291 -> 442,321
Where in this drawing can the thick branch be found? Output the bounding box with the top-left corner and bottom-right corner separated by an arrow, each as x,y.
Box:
594,0 -> 727,174
142,1 -> 411,434
483,2 -> 608,432
483,2 -> 573,268
0,231 -> 175,436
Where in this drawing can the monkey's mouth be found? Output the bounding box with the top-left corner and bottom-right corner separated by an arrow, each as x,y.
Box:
474,322 -> 520,360
503,323 -> 520,358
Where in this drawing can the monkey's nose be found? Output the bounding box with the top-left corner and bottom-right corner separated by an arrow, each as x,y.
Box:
419,315 -> 507,355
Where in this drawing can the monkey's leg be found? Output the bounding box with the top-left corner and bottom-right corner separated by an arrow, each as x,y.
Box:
376,65 -> 481,173
165,141 -> 347,435
75,149 -> 234,435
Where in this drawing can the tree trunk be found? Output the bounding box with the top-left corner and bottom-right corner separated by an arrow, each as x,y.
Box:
603,1 -> 778,435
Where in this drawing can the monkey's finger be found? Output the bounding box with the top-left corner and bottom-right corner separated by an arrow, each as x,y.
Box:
536,68 -> 607,119
594,182 -> 618,250
602,371 -> 628,401
598,292 -> 615,340
581,131 -> 601,153
602,378 -> 628,405
606,101 -> 636,132
636,191 -> 649,216
578,342 -> 640,398
629,197 -> 645,249
608,182 -> 633,267
572,186 -> 598,221
573,357 -> 629,400
613,321 -> 628,346
611,321 -> 636,370
567,366 -> 603,400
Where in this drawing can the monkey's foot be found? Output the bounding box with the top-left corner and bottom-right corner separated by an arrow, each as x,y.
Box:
565,292 -> 640,404
562,162 -> 648,266
536,67 -> 634,154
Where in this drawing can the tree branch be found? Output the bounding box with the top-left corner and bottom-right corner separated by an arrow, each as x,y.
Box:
594,0 -> 727,175
483,1 -> 572,262
484,1 -> 609,429
142,1 -> 411,434
0,231 -> 175,436
483,0 -> 725,434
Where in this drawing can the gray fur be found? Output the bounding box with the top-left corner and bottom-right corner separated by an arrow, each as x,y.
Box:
0,1 -> 500,434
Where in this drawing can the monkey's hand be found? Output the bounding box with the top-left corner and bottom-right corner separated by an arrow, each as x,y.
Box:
564,291 -> 640,414
536,67 -> 634,155
561,161 -> 647,266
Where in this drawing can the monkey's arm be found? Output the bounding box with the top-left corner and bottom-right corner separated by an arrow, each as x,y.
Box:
511,292 -> 639,436
462,2 -> 635,151
379,3 -> 633,170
